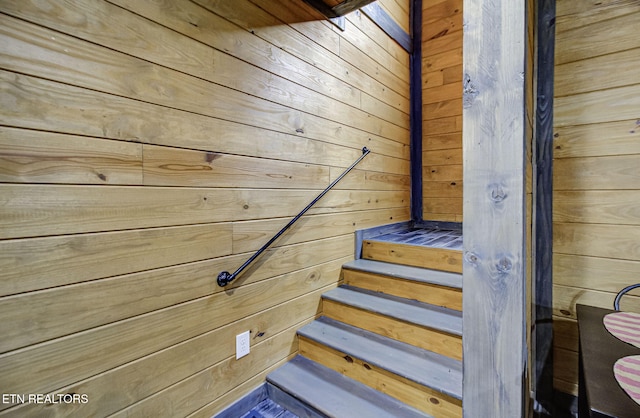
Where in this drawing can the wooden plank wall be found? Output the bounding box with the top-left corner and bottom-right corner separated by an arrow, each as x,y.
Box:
378,0 -> 411,34
552,0 -> 640,396
0,0 -> 410,416
422,0 -> 463,222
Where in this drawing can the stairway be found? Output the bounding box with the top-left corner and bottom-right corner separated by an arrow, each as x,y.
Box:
266,227 -> 464,418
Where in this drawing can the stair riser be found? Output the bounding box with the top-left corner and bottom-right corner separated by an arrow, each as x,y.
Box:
362,241 -> 462,273
343,269 -> 462,311
299,337 -> 463,418
322,300 -> 462,361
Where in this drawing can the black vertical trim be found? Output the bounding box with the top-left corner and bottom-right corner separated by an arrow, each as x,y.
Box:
410,0 -> 423,224
534,0 -> 556,416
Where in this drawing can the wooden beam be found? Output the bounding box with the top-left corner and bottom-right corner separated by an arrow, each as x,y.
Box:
462,0 -> 528,416
410,0 -> 424,223
533,1 -> 556,416
362,3 -> 412,53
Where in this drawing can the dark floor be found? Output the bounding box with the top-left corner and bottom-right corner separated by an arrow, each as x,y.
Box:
240,398 -> 298,418
371,228 -> 463,250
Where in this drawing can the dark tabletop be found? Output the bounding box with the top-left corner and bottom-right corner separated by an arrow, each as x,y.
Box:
577,304 -> 640,418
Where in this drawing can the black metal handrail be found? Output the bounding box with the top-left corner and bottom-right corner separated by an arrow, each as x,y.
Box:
217,147 -> 371,287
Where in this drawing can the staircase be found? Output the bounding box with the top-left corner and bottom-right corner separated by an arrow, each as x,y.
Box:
266,227 -> 464,418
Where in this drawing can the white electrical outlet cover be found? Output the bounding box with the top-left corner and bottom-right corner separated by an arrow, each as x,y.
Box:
236,331 -> 250,359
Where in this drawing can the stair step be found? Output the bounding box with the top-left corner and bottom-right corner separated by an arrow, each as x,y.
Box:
267,356 -> 432,418
371,228 -> 462,250
323,286 -> 462,337
343,259 -> 462,289
322,286 -> 462,360
342,259 -> 462,311
298,317 -> 462,416
362,240 -> 462,273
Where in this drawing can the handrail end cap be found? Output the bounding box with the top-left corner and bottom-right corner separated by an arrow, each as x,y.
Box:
217,271 -> 233,287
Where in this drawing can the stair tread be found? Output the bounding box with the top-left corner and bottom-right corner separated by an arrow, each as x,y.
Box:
323,285 -> 462,336
298,317 -> 463,400
367,228 -> 462,250
267,356 -> 432,418
344,259 -> 462,289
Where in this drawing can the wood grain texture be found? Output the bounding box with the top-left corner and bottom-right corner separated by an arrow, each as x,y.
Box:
233,208 -> 409,253
0,260 -> 344,407
322,299 -> 463,359
555,48 -> 640,96
554,155 -> 640,190
0,291 -> 320,418
0,236 -> 349,353
554,222 -> 640,260
142,145 -> 330,189
553,253 -> 640,295
363,240 -> 462,273
553,7 -> 640,401
462,0 -> 528,416
553,284 -> 640,320
344,6 -> 411,68
299,338 -> 463,417
343,268 -> 462,310
554,7 -> 640,64
109,326 -> 302,418
0,184 -> 408,239
554,84 -> 640,127
0,0 -> 411,414
424,115 -> 463,135
554,190 -> 640,224
0,223 -> 232,297
553,119 -> 640,158
421,0 -> 463,223
0,70 -> 408,164
0,127 -> 142,185
379,0 -> 411,33
0,10 -> 408,144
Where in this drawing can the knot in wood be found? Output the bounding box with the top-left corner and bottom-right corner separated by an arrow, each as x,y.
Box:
463,73 -> 479,109
496,257 -> 512,273
490,185 -> 507,202
464,251 -> 479,265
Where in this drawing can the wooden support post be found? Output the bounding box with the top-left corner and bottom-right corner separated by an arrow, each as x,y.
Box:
533,0 -> 556,416
462,0 -> 528,416
409,0 -> 423,224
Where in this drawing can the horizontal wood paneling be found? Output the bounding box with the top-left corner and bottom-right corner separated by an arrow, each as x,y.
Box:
0,71 -> 409,164
0,0 -> 411,414
553,254 -> 640,295
0,11 -> 407,143
555,6 -> 640,65
0,184 -> 409,239
554,190 -> 640,224
554,223 -> 640,260
421,0 -> 463,222
142,145 -> 331,189
0,236 -> 350,353
0,224 -> 232,297
0,259 -> 345,409
378,0 -> 411,33
554,119 -> 640,158
552,0 -> 640,396
0,127 -> 143,185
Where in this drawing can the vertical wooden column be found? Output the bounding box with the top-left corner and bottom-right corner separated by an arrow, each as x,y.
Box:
533,0 -> 556,415
410,0 -> 423,222
462,0 -> 528,416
